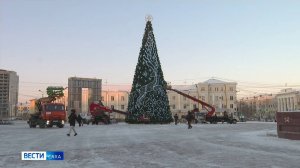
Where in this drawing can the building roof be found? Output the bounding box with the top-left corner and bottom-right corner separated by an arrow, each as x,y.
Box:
203,79 -> 226,84
170,85 -> 197,91
202,78 -> 237,84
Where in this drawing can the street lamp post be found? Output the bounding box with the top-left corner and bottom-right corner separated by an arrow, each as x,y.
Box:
38,90 -> 44,98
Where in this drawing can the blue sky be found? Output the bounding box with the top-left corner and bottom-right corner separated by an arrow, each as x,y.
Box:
1,0 -> 300,102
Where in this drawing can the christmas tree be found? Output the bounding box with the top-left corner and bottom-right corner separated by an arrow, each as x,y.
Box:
126,17 -> 173,124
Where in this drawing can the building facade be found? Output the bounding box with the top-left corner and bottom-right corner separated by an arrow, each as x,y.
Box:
167,79 -> 238,117
101,91 -> 129,120
276,88 -> 300,112
0,69 -> 19,119
68,77 -> 102,114
240,94 -> 277,121
99,79 -> 238,120
167,85 -> 199,118
196,79 -> 238,114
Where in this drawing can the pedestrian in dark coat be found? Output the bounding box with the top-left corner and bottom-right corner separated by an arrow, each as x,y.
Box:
77,114 -> 83,127
186,111 -> 193,129
67,109 -> 78,136
174,114 -> 179,125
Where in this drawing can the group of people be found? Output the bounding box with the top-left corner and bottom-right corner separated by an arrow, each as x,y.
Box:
67,109 -> 84,136
173,111 -> 194,129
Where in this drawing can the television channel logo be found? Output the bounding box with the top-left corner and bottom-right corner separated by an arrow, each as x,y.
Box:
21,151 -> 64,160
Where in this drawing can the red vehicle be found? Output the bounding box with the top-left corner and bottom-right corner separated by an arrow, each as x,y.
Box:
89,101 -> 150,124
28,97 -> 66,128
89,102 -> 112,125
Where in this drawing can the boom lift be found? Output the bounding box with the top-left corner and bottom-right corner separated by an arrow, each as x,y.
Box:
166,85 -> 237,124
89,101 -> 150,124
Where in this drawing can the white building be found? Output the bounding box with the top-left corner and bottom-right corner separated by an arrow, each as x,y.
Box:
276,88 -> 300,112
101,90 -> 129,120
167,79 -> 238,117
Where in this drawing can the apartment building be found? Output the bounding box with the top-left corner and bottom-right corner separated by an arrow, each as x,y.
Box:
0,69 -> 19,119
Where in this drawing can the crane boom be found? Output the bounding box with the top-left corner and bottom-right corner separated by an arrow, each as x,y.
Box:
166,87 -> 215,117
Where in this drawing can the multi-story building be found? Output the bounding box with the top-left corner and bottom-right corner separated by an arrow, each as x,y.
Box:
167,85 -> 199,118
101,90 -> 129,120
99,79 -> 238,120
276,88 -> 300,112
167,79 -> 238,117
68,77 -> 102,114
197,79 -> 238,114
0,69 -> 19,119
239,94 -> 278,121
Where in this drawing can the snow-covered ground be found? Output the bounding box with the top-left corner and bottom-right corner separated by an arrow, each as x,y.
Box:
1,121 -> 300,168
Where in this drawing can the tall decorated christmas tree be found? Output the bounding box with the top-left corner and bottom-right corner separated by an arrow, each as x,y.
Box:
126,17 -> 173,124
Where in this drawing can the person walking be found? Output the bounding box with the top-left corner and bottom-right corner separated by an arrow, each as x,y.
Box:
67,109 -> 78,136
77,113 -> 83,127
186,111 -> 193,129
174,113 -> 179,125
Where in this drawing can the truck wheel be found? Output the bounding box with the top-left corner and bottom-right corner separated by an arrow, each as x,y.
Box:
57,124 -> 64,128
232,119 -> 237,124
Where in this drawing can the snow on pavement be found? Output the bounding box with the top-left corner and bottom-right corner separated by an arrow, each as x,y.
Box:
1,121 -> 300,168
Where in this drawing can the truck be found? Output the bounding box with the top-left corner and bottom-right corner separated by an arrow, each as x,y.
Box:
27,87 -> 66,128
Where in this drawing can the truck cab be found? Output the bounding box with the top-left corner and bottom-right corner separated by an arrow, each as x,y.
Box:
28,102 -> 66,128
41,103 -> 66,128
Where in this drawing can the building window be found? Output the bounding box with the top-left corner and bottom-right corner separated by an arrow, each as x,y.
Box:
172,96 -> 176,100
101,96 -> 104,101
230,87 -> 234,91
183,104 -> 187,109
215,96 -> 218,101
201,87 -> 205,91
209,87 -> 212,91
121,96 -> 125,101
202,96 -> 205,101
111,96 -> 114,101
172,105 -> 176,109
121,105 -> 125,110
221,87 -> 223,91
230,96 -> 233,100
215,88 -> 218,91
230,104 -> 233,108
